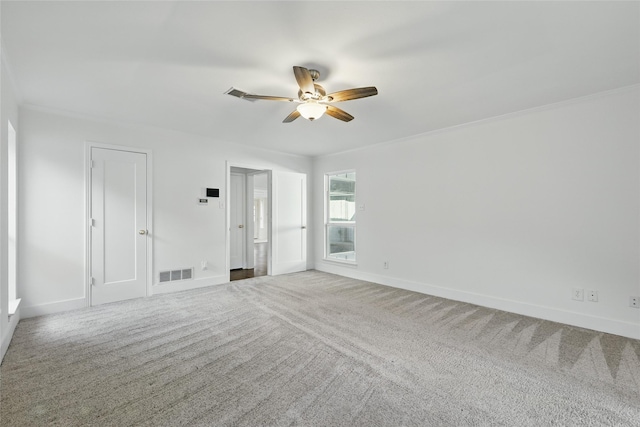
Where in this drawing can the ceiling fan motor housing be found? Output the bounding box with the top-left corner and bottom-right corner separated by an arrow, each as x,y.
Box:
298,83 -> 327,101
308,69 -> 320,81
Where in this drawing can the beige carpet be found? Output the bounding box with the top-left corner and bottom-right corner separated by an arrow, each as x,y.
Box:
1,271 -> 639,426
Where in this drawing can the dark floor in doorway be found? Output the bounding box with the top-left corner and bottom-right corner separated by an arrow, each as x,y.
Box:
231,242 -> 267,281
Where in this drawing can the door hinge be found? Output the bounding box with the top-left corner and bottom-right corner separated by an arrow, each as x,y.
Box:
90,160 -> 96,169
90,218 -> 96,227
90,277 -> 95,286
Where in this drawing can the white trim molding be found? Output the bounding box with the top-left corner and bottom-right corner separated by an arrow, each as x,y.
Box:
152,275 -> 229,295
316,264 -> 640,340
20,298 -> 86,318
1,306 -> 20,361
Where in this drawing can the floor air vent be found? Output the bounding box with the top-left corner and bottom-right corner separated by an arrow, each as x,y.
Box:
159,268 -> 194,283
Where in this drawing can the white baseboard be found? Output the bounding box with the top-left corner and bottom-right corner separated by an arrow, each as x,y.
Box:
19,277 -> 230,318
152,274 -> 228,295
21,298 -> 87,318
1,307 -> 21,362
315,264 -> 640,340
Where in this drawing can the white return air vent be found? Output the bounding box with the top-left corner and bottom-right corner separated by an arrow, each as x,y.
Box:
159,268 -> 193,283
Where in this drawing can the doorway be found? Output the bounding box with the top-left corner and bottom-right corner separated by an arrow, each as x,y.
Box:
227,164 -> 307,281
230,167 -> 270,281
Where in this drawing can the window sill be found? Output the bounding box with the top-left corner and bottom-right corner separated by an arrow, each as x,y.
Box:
9,298 -> 21,317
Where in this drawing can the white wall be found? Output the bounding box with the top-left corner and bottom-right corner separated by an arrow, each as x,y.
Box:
1,43 -> 21,360
314,86 -> 640,339
18,107 -> 312,316
7,72 -> 639,345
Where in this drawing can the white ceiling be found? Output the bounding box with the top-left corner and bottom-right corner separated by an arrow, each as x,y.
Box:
2,1 -> 638,157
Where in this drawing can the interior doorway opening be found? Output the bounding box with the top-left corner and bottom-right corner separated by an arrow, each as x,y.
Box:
229,166 -> 270,281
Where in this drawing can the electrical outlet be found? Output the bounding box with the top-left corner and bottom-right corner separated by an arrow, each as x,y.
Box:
201,260 -> 208,271
630,296 -> 639,308
572,287 -> 584,301
383,261 -> 389,269
587,290 -> 598,302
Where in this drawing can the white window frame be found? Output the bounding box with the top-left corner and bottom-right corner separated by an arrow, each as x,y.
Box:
324,170 -> 356,264
7,120 -> 20,315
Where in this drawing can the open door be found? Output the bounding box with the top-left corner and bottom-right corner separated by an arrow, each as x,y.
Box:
271,171 -> 307,275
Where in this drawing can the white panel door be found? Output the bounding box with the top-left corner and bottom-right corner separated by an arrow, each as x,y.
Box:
230,173 -> 245,270
272,171 -> 307,275
91,148 -> 147,306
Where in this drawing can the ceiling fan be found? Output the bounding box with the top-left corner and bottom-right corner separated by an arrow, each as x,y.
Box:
225,66 -> 378,123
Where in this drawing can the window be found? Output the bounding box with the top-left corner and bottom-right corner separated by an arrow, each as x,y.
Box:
325,171 -> 356,263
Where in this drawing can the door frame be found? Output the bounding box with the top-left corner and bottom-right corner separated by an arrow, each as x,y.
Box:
229,171 -> 247,270
85,142 -> 153,307
226,161 -> 272,279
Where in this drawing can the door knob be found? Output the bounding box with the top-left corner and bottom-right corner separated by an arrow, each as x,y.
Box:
301,226 -> 306,229
138,230 -> 147,235
238,225 -> 244,228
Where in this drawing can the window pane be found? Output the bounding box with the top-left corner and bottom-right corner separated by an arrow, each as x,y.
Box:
329,173 -> 356,222
327,225 -> 355,261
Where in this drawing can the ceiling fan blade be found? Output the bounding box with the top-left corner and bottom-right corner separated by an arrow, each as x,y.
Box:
327,87 -> 378,102
293,66 -> 315,94
225,87 -> 256,102
283,110 -> 301,123
225,87 -> 295,102
326,105 -> 354,122
243,94 -> 297,102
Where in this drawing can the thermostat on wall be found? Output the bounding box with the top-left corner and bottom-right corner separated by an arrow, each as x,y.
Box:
198,198 -> 208,205
206,188 -> 219,197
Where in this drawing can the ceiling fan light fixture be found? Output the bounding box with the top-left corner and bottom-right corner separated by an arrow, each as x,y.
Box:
297,101 -> 327,121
